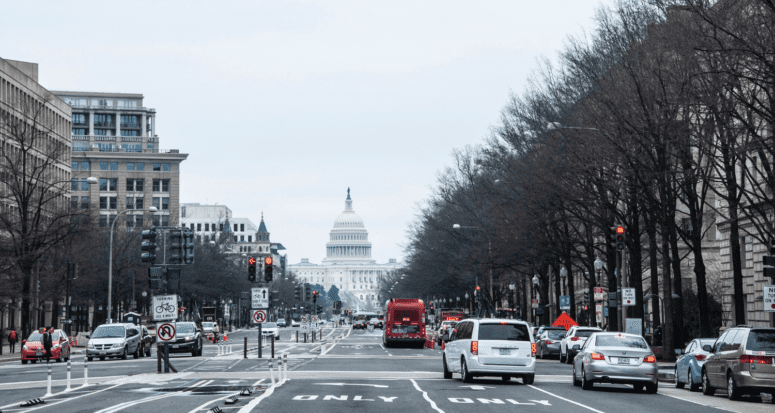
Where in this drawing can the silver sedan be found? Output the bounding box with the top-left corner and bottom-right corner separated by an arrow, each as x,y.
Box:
572,332 -> 659,393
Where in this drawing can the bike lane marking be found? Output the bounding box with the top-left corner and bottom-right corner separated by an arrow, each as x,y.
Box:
527,384 -> 604,413
411,379 -> 445,413
186,379 -> 265,413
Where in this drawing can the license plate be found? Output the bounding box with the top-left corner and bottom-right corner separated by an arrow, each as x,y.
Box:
618,358 -> 630,364
99,352 -> 106,355
35,352 -> 42,356
173,345 -> 180,349
499,349 -> 511,356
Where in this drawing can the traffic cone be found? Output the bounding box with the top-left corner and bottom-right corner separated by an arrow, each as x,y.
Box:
223,334 -> 227,341
440,341 -> 445,350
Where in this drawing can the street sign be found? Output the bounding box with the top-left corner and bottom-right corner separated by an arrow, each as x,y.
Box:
252,310 -> 267,323
152,295 -> 178,321
60,319 -> 73,325
594,287 -> 605,301
764,285 -> 775,312
596,303 -> 603,322
311,315 -> 319,323
622,288 -> 636,306
604,307 -> 609,317
301,315 -> 309,324
300,323 -> 310,333
559,295 -> 570,310
535,307 -> 544,316
252,288 -> 269,309
157,323 -> 176,342
531,299 -> 539,309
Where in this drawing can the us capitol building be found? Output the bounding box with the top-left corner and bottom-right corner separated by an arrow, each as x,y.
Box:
288,189 -> 400,311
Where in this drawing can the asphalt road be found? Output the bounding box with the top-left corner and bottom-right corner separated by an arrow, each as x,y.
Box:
0,325 -> 771,413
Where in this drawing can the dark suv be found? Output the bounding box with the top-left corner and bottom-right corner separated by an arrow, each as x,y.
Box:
165,322 -> 203,357
701,326 -> 775,400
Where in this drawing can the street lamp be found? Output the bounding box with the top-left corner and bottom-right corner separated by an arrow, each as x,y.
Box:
532,274 -> 540,324
559,266 -> 567,296
594,256 -> 604,284
107,205 -> 157,323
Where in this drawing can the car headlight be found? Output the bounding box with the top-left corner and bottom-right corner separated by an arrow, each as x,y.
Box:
53,343 -> 60,349
112,342 -> 124,348
23,345 -> 28,351
185,337 -> 191,341
88,342 -> 95,349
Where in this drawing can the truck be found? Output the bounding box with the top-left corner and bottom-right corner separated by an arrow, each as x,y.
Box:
202,307 -> 216,322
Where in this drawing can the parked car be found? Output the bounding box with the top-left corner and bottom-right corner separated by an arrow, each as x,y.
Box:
291,320 -> 300,328
138,325 -> 154,357
166,322 -> 203,357
536,328 -> 566,359
437,320 -> 458,346
572,332 -> 658,393
442,318 -> 536,384
261,322 -> 281,340
369,318 -> 383,329
21,329 -> 72,364
560,326 -> 602,363
701,326 -> 775,400
277,318 -> 287,327
674,338 -> 716,391
536,325 -> 564,338
86,323 -> 143,361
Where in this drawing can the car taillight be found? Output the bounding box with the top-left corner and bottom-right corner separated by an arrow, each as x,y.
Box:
531,343 -> 537,356
590,352 -> 605,361
740,355 -> 773,364
643,355 -> 656,363
694,354 -> 706,362
545,340 -> 552,345
571,337 -> 580,341
471,341 -> 478,355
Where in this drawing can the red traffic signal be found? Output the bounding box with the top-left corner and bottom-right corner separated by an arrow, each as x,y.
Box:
248,257 -> 257,266
264,256 -> 273,266
476,286 -> 481,291
616,226 -> 625,234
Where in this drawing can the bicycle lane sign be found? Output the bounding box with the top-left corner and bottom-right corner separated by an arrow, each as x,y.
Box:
153,294 -> 178,321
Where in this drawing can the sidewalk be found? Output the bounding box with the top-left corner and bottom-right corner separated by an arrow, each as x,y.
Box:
0,342 -> 21,363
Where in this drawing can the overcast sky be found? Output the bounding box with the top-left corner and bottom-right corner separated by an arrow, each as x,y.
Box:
2,0 -> 612,264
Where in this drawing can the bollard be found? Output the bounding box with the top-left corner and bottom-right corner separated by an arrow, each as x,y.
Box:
269,359 -> 276,386
244,337 -> 247,359
312,331 -> 315,343
304,333 -> 307,343
283,353 -> 288,381
83,355 -> 89,386
45,365 -> 52,397
271,335 -> 275,359
66,359 -> 72,391
296,330 -> 298,343
157,345 -> 162,373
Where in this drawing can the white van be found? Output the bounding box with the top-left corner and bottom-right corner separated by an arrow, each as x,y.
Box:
442,318 -> 536,383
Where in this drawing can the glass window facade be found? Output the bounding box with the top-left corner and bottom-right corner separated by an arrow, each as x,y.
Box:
72,128 -> 87,135
137,162 -> 145,171
127,163 -> 134,171
100,162 -> 108,170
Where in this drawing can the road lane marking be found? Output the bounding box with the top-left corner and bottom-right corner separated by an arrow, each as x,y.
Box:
410,379 -> 444,413
237,377 -> 284,413
315,383 -> 389,388
16,384 -> 124,412
186,379 -> 265,413
95,380 -> 210,413
527,385 -> 604,413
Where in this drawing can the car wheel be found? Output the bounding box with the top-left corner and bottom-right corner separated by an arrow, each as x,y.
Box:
443,354 -> 452,379
559,351 -> 566,363
675,367 -> 685,388
523,374 -> 534,385
727,373 -> 741,400
688,371 -> 700,392
133,346 -> 140,359
121,347 -> 128,360
22,360 -> 28,365
581,366 -> 593,390
461,358 -> 473,383
645,382 -> 658,394
87,356 -> 93,362
31,360 -> 37,364
701,369 -> 714,395
566,352 -> 574,364
99,356 -> 106,361
573,365 -> 581,387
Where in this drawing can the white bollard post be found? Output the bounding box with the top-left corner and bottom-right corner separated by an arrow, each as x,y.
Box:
83,355 -> 89,387
45,366 -> 52,397
283,353 -> 288,381
269,359 -> 276,386
66,359 -> 72,391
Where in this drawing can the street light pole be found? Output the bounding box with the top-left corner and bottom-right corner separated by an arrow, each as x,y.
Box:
108,206 -> 157,323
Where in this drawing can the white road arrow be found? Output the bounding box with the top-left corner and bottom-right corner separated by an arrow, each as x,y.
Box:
315,383 -> 390,388
459,385 -> 495,390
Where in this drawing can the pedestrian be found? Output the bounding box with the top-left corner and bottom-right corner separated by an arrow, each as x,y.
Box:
42,327 -> 53,363
8,329 -> 18,353
213,330 -> 219,344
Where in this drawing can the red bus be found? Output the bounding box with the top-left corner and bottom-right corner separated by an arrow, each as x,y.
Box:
383,298 -> 426,348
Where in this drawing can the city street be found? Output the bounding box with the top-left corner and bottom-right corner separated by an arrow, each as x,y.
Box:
0,326 -> 771,413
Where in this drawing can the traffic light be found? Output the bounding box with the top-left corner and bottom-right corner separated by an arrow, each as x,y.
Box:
294,285 -> 301,300
248,257 -> 257,282
169,229 -> 182,264
148,267 -> 164,289
584,291 -> 590,303
316,305 -> 322,314
264,256 -> 273,282
612,225 -> 626,251
429,303 -> 435,315
182,229 -> 195,265
305,283 -> 311,301
764,238 -> 775,280
584,304 -> 589,311
312,290 -> 318,303
141,228 -> 157,263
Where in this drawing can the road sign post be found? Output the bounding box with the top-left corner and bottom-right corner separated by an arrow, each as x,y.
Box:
622,288 -> 636,306
252,288 -> 269,309
152,295 -> 178,321
593,287 -> 605,301
156,322 -> 176,374
559,295 -> 570,311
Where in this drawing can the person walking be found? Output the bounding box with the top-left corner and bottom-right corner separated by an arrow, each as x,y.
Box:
8,329 -> 18,353
42,327 -> 53,363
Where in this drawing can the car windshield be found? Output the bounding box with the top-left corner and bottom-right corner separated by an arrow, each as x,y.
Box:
698,339 -> 715,348
478,323 -> 530,341
27,333 -> 44,342
92,326 -> 125,338
595,334 -> 649,348
202,323 -> 213,328
546,331 -> 566,339
263,323 -> 277,328
177,324 -> 195,334
575,330 -> 599,338
746,330 -> 775,351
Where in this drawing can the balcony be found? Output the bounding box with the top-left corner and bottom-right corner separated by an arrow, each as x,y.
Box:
121,136 -> 143,142
94,136 -> 116,142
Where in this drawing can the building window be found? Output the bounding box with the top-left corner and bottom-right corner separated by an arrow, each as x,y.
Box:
71,198 -> 78,209
110,162 -> 118,170
73,142 -> 89,151
136,162 -> 145,171
181,207 -> 186,218
127,163 -> 135,171
121,143 -> 142,152
152,197 -> 160,210
72,128 -> 87,135
118,99 -> 137,108
162,163 -> 170,172
240,235 -> 245,242
71,162 -> 78,170
240,224 -> 245,232
197,223 -> 202,231
152,179 -> 170,192
126,178 -> 144,192
99,215 -> 107,227
234,224 -> 238,232
162,215 -> 170,226
72,114 -> 87,125
99,178 -> 118,191
136,215 -> 144,228
233,236 -> 238,242
204,223 -> 209,231
99,196 -> 117,210
93,114 -> 114,127
126,197 -> 143,210
153,163 -> 161,171
147,144 -> 155,151
152,215 -> 160,226
70,179 -> 79,191
81,162 -> 90,171
100,162 -> 108,170
120,115 -> 139,128
220,224 -> 224,231
81,196 -> 89,209
248,236 -> 252,242
189,223 -> 194,230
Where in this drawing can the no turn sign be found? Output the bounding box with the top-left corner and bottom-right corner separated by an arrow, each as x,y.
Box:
764,285 -> 775,313
157,323 -> 176,342
253,310 -> 267,323
622,288 -> 636,306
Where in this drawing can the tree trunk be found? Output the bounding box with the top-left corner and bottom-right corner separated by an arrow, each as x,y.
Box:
669,224 -> 684,350
646,218 -> 660,336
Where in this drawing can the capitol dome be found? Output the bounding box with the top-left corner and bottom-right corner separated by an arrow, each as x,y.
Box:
324,189 -> 373,262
